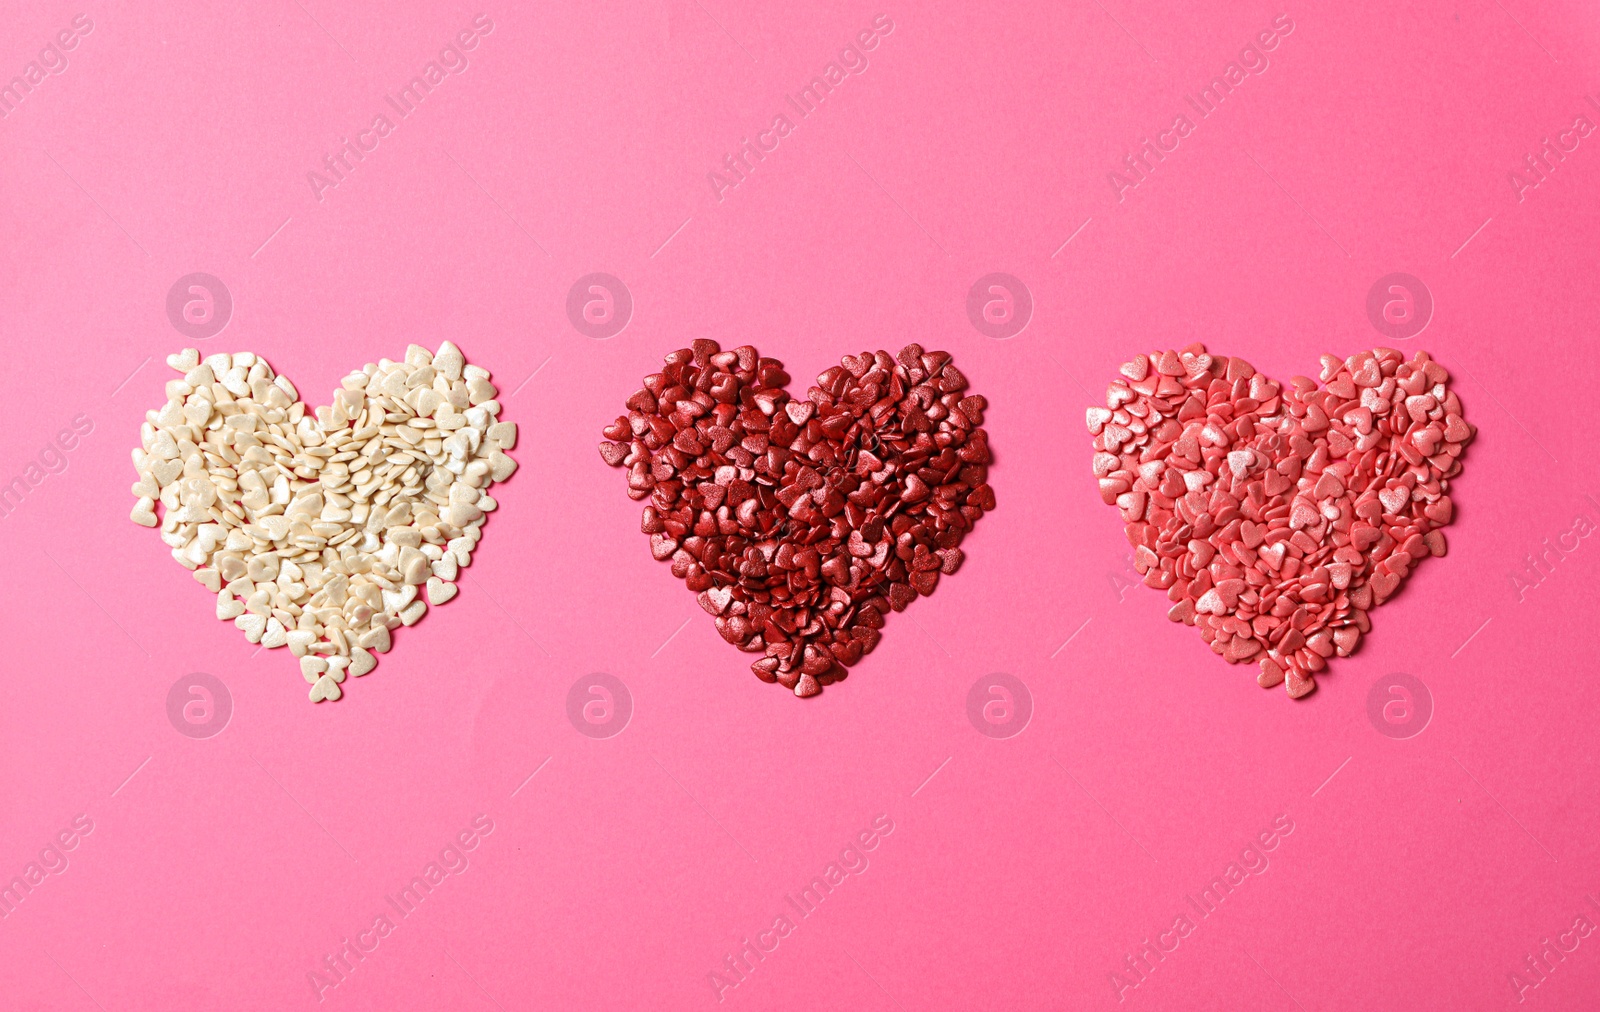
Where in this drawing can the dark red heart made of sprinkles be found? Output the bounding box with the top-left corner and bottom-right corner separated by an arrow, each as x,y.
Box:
600,340 -> 994,697
1088,344 -> 1473,699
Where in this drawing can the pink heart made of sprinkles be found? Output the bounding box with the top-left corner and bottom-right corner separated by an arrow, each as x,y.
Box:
1088,344 -> 1475,699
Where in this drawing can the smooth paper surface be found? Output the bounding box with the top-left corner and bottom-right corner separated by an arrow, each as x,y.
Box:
1,2 -> 1598,1008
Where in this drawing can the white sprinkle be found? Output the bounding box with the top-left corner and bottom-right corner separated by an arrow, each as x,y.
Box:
300,656 -> 328,683
325,656 -> 350,683
309,674 -> 342,702
426,577 -> 457,606
166,348 -> 200,372
216,592 -> 245,621
358,625 -> 391,654
235,613 -> 267,643
434,341 -> 465,381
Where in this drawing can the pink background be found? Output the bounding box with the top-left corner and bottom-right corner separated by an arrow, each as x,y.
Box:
3,0 -> 1600,1008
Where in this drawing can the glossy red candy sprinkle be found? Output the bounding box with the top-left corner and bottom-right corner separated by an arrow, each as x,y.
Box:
1088,344 -> 1474,699
602,341 -> 994,697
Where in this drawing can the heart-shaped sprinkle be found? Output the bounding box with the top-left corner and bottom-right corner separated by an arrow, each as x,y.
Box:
425,576 -> 457,605
1088,344 -> 1473,698
300,656 -> 328,683
349,647 -> 376,677
166,348 -> 200,372
131,343 -> 517,702
601,340 -> 994,697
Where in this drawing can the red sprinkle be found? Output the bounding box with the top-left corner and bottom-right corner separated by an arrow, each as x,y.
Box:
602,341 -> 994,697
